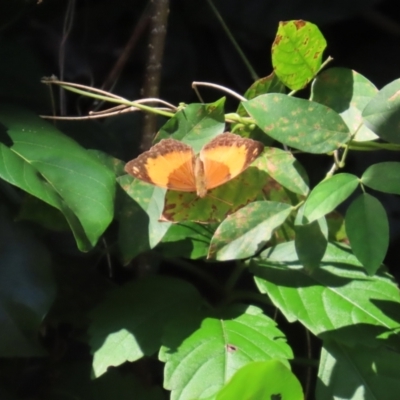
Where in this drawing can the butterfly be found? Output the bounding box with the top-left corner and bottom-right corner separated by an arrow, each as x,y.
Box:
124,132 -> 264,198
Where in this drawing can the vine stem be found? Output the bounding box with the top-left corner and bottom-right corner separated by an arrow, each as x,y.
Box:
206,0 -> 259,81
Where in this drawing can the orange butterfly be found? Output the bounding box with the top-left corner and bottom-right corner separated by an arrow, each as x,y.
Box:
124,132 -> 264,198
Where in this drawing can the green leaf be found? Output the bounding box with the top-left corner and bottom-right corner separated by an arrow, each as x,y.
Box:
161,164 -> 267,223
160,305 -> 293,400
0,210 -> 55,356
157,222 -> 215,259
311,67 -> 379,141
0,105 -> 116,250
156,98 -> 226,153
346,194 -> 389,275
361,161 -> 400,194
89,276 -> 203,377
236,73 -> 286,142
243,94 -> 350,153
302,173 -> 359,223
251,242 -> 400,347
208,201 -> 293,261
316,341 -> 400,400
363,78 -> 400,144
295,216 -> 328,270
260,147 -> 309,195
271,20 -> 327,90
117,176 -> 171,263
216,360 -> 303,400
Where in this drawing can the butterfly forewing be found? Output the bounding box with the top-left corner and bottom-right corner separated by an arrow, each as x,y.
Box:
125,139 -> 197,191
200,133 -> 264,190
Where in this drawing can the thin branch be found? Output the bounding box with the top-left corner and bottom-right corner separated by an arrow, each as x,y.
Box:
58,0 -> 76,115
206,0 -> 258,81
192,81 -> 246,102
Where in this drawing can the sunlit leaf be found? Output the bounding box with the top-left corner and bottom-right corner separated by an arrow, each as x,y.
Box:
155,98 -> 226,153
311,67 -> 379,141
316,341 -> 400,400
117,176 -> 170,263
89,276 -> 203,377
259,147 -> 309,195
361,161 -> 400,195
208,201 -> 292,260
252,242 -> 400,347
160,305 -> 293,400
272,20 -> 327,90
216,360 -> 303,400
243,94 -> 350,153
0,105 -> 115,250
302,173 -> 359,223
363,78 -> 400,144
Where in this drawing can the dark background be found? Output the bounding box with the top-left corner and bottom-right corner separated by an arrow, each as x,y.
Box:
1,1 -> 400,397
2,0 -> 400,281
6,0 -> 399,270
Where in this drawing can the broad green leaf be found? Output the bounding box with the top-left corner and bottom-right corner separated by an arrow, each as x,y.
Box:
157,222 -> 215,259
316,341 -> 400,400
295,217 -> 328,270
361,161 -> 400,194
156,98 -> 226,153
252,241 -> 400,347
89,276 -> 203,377
302,173 -> 359,223
160,305 -> 293,400
0,105 -> 115,250
363,78 -> 400,143
243,94 -> 351,153
161,165 -> 267,223
216,360 -> 303,400
259,147 -> 309,195
311,67 -> 378,141
242,72 -> 286,101
236,73 -> 285,142
208,201 -> 293,261
117,176 -> 170,263
346,194 -> 388,275
0,211 -> 55,356
272,20 -> 327,90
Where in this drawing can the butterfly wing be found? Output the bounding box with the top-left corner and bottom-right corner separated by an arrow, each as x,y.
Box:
125,139 -> 197,192
200,132 -> 264,190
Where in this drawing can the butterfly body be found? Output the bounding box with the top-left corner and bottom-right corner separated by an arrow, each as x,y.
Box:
125,132 -> 264,197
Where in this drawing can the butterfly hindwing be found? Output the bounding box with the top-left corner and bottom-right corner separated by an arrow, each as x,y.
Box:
124,139 -> 197,191
200,132 -> 264,190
